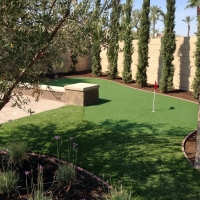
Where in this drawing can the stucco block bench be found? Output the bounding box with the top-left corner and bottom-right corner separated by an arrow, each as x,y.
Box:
64,83 -> 99,106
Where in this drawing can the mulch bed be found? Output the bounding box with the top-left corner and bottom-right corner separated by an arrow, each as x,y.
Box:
184,130 -> 197,166
0,153 -> 109,200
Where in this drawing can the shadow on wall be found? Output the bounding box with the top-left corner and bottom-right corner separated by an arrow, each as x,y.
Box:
177,37 -> 191,91
157,38 -> 163,86
157,37 -> 191,90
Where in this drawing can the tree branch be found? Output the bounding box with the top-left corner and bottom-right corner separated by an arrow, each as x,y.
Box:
49,0 -> 58,15
0,6 -> 71,111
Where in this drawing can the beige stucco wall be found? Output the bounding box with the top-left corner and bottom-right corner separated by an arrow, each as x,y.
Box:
55,36 -> 197,92
100,36 -> 197,91
53,51 -> 91,73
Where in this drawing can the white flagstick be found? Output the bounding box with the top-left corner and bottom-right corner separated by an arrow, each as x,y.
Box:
152,89 -> 156,112
152,81 -> 157,112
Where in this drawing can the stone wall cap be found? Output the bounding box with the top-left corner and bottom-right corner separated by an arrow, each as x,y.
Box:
64,83 -> 99,91
41,85 -> 65,93
17,83 -> 65,93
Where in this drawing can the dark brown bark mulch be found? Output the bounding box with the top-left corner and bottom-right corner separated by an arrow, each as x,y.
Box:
184,130 -> 197,166
0,153 -> 108,200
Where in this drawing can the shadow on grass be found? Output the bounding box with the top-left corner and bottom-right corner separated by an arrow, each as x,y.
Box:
0,119 -> 200,199
86,98 -> 111,106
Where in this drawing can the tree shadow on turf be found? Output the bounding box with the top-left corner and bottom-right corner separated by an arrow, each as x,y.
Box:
86,98 -> 111,106
0,119 -> 199,199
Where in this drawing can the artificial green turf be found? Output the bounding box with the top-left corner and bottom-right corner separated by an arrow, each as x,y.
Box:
49,77 -> 198,134
0,77 -> 200,199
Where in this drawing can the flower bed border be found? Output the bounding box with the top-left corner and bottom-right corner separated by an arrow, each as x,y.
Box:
0,151 -> 111,190
182,129 -> 197,167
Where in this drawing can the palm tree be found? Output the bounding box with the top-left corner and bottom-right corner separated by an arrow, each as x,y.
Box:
132,9 -> 142,36
149,6 -> 164,38
186,0 -> 200,33
182,16 -> 195,36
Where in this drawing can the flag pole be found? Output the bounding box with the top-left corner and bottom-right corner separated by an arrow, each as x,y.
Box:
152,81 -> 157,112
152,89 -> 156,112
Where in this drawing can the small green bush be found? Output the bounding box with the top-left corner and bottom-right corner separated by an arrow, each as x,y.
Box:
104,184 -> 133,200
7,141 -> 28,164
105,185 -> 133,200
55,163 -> 76,187
26,165 -> 53,200
0,170 -> 19,194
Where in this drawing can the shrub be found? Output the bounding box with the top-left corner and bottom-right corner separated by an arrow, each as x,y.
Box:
0,170 -> 19,194
55,136 -> 77,188
7,140 -> 28,164
26,165 -> 53,200
104,184 -> 133,200
55,163 -> 76,188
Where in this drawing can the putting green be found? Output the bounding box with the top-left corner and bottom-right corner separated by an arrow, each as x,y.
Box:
49,77 -> 198,135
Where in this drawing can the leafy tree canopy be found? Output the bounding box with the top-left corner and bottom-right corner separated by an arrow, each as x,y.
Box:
0,0 -> 94,112
186,0 -> 200,8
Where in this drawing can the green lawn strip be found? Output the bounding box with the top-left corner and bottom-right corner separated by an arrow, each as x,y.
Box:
0,106 -> 84,155
0,78 -> 199,199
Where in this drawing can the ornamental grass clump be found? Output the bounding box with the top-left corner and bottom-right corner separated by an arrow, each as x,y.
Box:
55,163 -> 76,188
0,139 -> 26,196
55,136 -> 78,190
0,170 -> 19,195
103,175 -> 133,200
7,140 -> 28,165
25,165 -> 53,200
104,183 -> 133,200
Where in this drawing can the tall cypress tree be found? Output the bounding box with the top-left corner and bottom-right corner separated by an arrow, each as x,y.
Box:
194,31 -> 200,169
160,0 -> 176,93
136,0 -> 150,87
91,0 -> 102,76
107,0 -> 121,79
192,31 -> 200,99
122,0 -> 134,83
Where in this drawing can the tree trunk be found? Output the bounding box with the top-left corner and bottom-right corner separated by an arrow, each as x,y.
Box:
188,25 -> 190,37
153,20 -> 156,39
195,96 -> 200,169
0,9 -> 70,111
